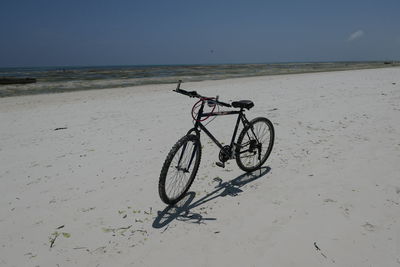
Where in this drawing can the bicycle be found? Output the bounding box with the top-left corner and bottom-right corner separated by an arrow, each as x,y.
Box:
158,80 -> 274,205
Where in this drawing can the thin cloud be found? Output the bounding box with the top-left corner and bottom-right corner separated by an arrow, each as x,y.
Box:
348,30 -> 364,41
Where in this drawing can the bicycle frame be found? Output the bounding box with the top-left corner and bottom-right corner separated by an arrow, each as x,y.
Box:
191,101 -> 250,156
177,99 -> 261,171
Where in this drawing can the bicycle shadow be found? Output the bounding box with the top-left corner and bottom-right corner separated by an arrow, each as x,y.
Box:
152,166 -> 271,229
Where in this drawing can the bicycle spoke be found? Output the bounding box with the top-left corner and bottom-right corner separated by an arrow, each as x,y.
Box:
163,139 -> 199,200
236,119 -> 273,170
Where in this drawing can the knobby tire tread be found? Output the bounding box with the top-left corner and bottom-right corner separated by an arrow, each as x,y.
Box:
158,134 -> 201,205
235,117 -> 274,172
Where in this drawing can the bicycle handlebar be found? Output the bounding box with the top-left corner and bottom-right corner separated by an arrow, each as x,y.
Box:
173,80 -> 232,107
214,99 -> 232,108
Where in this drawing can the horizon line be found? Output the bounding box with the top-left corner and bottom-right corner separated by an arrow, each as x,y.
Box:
1,59 -> 399,69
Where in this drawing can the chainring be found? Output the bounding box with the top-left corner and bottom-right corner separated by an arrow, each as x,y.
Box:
219,145 -> 232,162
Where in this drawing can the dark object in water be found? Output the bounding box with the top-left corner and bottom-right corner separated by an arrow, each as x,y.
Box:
0,77 -> 36,85
54,127 -> 67,131
383,61 -> 392,65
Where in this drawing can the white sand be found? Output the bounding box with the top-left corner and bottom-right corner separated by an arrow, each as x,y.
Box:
1,68 -> 400,266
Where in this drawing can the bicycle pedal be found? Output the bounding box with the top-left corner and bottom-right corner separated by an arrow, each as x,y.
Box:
215,162 -> 225,168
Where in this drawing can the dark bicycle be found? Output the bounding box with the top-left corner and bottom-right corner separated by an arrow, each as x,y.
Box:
159,80 -> 274,205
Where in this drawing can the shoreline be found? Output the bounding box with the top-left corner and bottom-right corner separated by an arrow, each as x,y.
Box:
1,63 -> 399,99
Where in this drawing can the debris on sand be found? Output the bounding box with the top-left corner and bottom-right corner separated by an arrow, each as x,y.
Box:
54,127 -> 68,131
314,242 -> 321,251
62,232 -> 71,238
314,242 -> 335,262
49,232 -> 59,248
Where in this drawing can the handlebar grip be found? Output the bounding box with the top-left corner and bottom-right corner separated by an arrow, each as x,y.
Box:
174,88 -> 187,95
174,88 -> 198,97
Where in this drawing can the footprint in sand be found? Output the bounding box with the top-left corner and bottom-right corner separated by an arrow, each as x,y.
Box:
339,204 -> 352,217
362,222 -> 376,232
386,199 -> 399,206
323,198 -> 336,204
396,187 -> 400,194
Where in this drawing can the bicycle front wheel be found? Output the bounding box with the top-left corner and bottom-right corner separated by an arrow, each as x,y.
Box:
235,117 -> 274,172
159,134 -> 202,205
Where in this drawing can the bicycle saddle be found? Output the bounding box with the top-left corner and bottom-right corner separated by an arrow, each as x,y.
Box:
231,100 -> 254,110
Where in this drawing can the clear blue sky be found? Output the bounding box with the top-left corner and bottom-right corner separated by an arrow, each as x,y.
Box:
1,0 -> 399,67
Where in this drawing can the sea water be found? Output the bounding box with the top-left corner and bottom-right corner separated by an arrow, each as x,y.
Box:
0,62 -> 398,97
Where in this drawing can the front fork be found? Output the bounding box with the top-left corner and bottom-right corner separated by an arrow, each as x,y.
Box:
177,134 -> 199,172
176,143 -> 198,172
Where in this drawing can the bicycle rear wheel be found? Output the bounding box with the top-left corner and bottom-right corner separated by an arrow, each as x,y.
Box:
159,134 -> 201,205
235,117 -> 274,172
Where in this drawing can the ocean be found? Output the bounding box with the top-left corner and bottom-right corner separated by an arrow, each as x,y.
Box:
0,62 -> 398,97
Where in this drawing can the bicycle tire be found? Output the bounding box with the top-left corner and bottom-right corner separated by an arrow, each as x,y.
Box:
159,134 -> 202,205
235,117 -> 274,172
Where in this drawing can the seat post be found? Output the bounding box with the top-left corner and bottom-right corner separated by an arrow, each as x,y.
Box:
230,110 -> 243,150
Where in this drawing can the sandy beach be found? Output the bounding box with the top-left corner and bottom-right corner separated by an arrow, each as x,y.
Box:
1,67 -> 400,266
